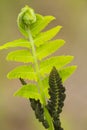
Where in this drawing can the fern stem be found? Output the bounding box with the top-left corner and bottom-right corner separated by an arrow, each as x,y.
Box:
27,28 -> 54,130
28,28 -> 45,104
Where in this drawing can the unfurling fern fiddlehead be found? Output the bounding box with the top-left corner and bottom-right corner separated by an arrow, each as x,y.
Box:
0,5 -> 77,130
47,67 -> 66,130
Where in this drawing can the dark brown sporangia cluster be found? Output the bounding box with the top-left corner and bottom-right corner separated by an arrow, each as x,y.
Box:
47,66 -> 66,130
19,66 -> 66,130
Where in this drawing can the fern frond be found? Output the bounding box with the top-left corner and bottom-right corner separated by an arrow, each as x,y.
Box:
7,50 -> 33,63
59,65 -> 77,82
37,40 -> 65,60
14,84 -> 43,104
0,5 -> 77,130
7,65 -> 37,81
47,67 -> 66,130
34,26 -> 62,47
0,39 -> 30,50
31,15 -> 55,37
40,56 -> 74,76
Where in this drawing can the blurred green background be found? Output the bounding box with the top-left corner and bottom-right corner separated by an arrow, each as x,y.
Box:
0,0 -> 87,130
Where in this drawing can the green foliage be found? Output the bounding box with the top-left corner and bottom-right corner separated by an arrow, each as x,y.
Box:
0,39 -> 30,50
36,40 -> 65,60
7,65 -> 36,81
30,15 -> 55,37
7,50 -> 33,63
0,5 -> 77,130
34,26 -> 62,47
14,84 -> 43,104
40,56 -> 74,76
59,66 -> 77,82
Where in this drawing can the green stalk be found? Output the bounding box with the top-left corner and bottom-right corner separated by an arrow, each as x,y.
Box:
28,29 -> 46,104
27,28 -> 54,130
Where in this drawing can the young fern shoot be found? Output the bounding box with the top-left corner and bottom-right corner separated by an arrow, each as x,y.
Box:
0,5 -> 77,130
